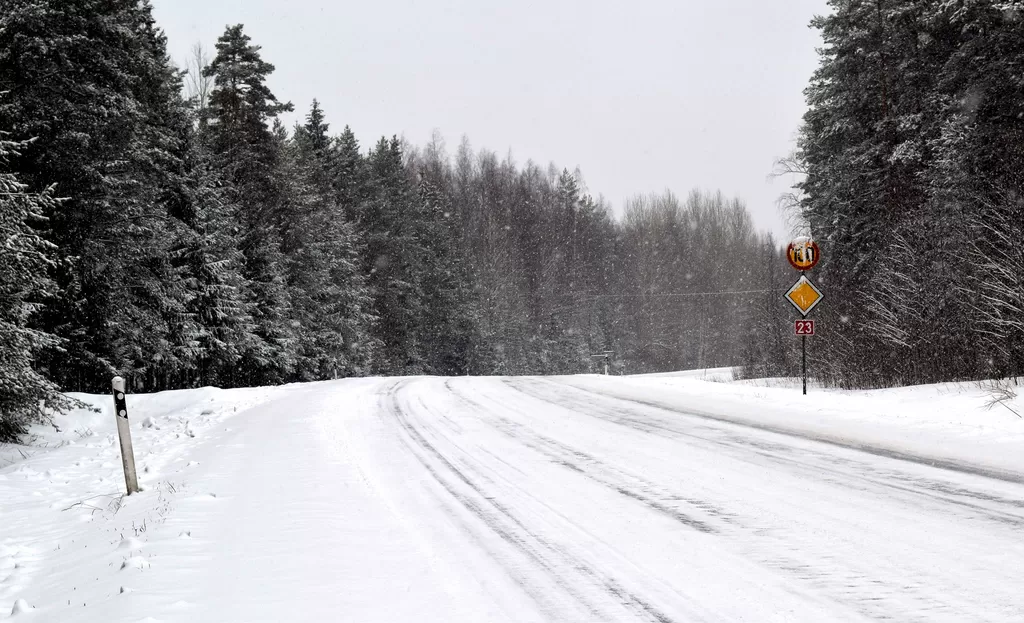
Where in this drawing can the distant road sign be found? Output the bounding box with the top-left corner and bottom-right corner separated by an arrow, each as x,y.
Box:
794,319 -> 815,336
787,238 -> 820,271
785,275 -> 823,317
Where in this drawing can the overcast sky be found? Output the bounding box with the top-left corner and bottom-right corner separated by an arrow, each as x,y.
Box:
152,0 -> 828,241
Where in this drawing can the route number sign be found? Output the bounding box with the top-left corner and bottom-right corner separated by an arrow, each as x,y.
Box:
787,238 -> 820,271
794,320 -> 815,336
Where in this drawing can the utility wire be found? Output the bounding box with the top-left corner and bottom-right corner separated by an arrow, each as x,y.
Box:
582,289 -> 777,299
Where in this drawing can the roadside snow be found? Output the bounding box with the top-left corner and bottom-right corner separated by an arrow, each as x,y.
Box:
629,366 -> 735,382
0,384 -> 290,621
565,371 -> 1024,477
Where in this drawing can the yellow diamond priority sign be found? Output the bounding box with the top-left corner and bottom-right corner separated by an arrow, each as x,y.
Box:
785,275 -> 823,317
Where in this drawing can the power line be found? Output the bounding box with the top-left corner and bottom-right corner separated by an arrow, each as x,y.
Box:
583,289 -> 776,300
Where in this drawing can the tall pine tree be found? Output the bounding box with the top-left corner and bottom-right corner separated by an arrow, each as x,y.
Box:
203,24 -> 296,385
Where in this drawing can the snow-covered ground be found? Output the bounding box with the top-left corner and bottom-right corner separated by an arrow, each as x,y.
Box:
569,371 -> 1024,478
2,372 -> 1023,622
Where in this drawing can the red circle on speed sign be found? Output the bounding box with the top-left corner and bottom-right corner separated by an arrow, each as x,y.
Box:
787,239 -> 820,271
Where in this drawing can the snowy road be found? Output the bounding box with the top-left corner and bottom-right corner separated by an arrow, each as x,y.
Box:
6,376 -> 1024,622
147,376 -> 1024,622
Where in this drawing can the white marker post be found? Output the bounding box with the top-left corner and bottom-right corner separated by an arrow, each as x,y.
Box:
111,377 -> 139,495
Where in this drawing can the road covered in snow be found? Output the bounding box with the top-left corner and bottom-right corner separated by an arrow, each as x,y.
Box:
3,375 -> 1024,622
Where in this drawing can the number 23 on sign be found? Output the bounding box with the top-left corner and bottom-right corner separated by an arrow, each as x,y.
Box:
794,320 -> 815,336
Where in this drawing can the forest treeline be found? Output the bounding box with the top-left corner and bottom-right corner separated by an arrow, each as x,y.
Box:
0,2 -> 784,440
797,0 -> 1024,388
9,1 -> 1016,441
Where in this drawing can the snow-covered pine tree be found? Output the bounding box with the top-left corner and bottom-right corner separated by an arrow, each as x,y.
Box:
116,4 -> 207,391
0,136 -> 76,441
798,0 -> 1024,386
203,24 -> 297,385
0,0 -> 202,392
929,1 -> 1024,378
855,1 -> 981,385
284,103 -> 378,380
331,126 -> 369,224
359,137 -> 428,374
172,121 -> 258,388
798,0 -> 936,386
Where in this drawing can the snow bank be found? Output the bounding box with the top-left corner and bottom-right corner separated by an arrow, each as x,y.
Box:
628,366 -> 735,382
0,384 -> 290,621
565,370 -> 1024,478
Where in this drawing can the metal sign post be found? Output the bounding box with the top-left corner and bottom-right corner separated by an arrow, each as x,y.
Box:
802,331 -> 807,395
112,376 -> 139,495
785,238 -> 823,396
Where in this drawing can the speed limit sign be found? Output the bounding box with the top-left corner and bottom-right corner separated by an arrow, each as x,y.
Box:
787,238 -> 820,271
794,319 -> 815,336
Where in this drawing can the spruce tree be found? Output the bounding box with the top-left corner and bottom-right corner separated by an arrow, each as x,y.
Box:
284,103 -> 378,379
0,136 -> 76,441
203,24 -> 297,385
799,0 -> 932,386
358,137 -> 429,373
930,1 -> 1024,377
173,122 -> 257,387
332,126 -> 369,223
0,0 -> 201,391
797,0 -> 1022,386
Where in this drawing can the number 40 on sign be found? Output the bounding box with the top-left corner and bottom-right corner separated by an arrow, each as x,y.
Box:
794,319 -> 815,336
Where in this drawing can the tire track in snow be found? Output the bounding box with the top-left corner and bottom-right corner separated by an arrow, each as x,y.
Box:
372,381 -> 579,621
444,380 -> 730,533
380,380 -> 691,623
485,377 -> 1024,621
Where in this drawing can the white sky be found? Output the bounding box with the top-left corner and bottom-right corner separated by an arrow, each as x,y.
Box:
152,0 -> 828,241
